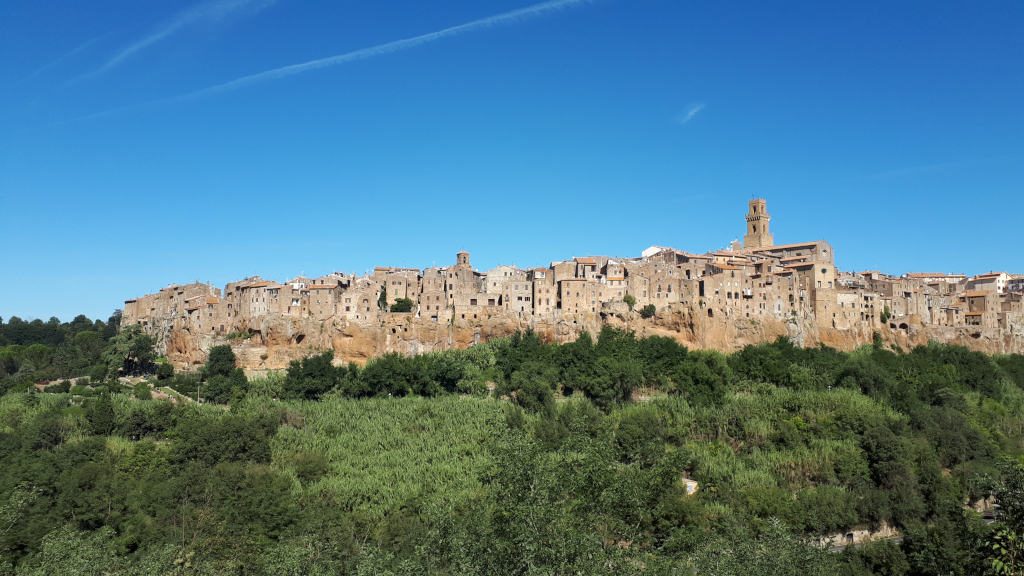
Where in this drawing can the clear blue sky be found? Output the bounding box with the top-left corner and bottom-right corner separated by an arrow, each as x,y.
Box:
1,0 -> 1022,321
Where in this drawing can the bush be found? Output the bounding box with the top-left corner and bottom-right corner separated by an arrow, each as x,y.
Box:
205,345 -> 237,379
156,362 -> 174,380
204,368 -> 248,404
283,352 -> 341,400
290,451 -> 329,484
86,394 -> 116,435
70,384 -> 94,396
88,364 -> 108,384
167,374 -> 200,398
46,381 -> 71,394
172,411 -> 278,466
133,381 -> 151,400
391,298 -> 414,313
623,294 -> 636,310
640,304 -> 656,319
500,369 -> 554,414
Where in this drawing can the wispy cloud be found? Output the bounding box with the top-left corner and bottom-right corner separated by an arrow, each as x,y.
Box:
675,103 -> 705,125
82,0 -> 275,80
22,35 -> 107,82
176,0 -> 594,100
64,0 -> 597,124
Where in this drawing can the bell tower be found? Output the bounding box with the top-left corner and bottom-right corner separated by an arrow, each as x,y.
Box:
743,199 -> 774,249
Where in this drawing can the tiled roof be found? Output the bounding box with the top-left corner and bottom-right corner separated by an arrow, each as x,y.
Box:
906,272 -> 964,278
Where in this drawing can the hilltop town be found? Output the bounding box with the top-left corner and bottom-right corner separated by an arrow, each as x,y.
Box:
123,200 -> 1024,370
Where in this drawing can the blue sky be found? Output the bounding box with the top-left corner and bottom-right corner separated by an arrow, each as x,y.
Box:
1,0 -> 1022,321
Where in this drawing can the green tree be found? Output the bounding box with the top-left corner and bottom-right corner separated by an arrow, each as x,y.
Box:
155,362 -> 174,380
172,412 -> 277,466
71,331 -> 104,364
283,351 -> 341,400
499,368 -> 554,414
14,525 -> 125,576
86,394 -> 115,435
102,324 -> 156,376
391,298 -> 414,313
692,519 -> 839,576
133,381 -> 151,400
985,461 -> 1024,575
205,345 -> 237,378
20,344 -> 53,373
640,304 -> 656,319
623,293 -> 636,310
580,356 -> 642,410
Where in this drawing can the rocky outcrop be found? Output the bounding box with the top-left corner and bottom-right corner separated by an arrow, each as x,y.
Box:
155,303 -> 1024,373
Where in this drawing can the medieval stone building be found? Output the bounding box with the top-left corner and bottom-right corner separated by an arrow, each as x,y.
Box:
122,200 -> 1024,369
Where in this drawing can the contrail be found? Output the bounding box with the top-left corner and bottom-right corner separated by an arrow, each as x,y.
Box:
82,0 -> 276,79
179,0 -> 593,100
22,35 -> 106,82
63,0 -> 595,124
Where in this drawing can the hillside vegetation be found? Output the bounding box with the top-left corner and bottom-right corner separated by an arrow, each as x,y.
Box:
2,314 -> 1024,574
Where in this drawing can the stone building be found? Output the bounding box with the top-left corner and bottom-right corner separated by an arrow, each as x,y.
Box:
121,199 -> 1024,364
743,198 -> 773,249
967,272 -> 1011,294
1010,276 -> 1024,294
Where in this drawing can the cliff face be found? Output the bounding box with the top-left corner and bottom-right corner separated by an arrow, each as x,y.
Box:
156,304 -> 1024,374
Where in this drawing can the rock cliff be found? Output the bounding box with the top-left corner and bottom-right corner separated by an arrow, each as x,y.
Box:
156,304 -> 1024,374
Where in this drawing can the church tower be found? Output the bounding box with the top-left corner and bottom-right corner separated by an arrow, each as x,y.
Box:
743,199 -> 774,249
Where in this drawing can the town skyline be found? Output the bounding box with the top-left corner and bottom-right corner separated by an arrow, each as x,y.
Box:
3,1 -> 1023,320
120,200 -> 1024,371
2,196 -> 1020,322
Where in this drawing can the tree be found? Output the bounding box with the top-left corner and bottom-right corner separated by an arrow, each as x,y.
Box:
984,461 -> 1024,575
87,394 -> 115,435
692,519 -> 839,576
615,407 -> 664,465
102,325 -> 156,376
623,294 -> 636,311
134,381 -> 151,400
155,362 -> 174,380
15,525 -> 125,576
204,369 -> 248,404
640,304 -> 656,319
499,368 -> 554,414
391,298 -> 414,313
172,412 -> 277,466
71,331 -> 103,364
20,344 -> 53,373
205,345 -> 237,378
580,356 -> 642,410
283,351 -> 341,400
